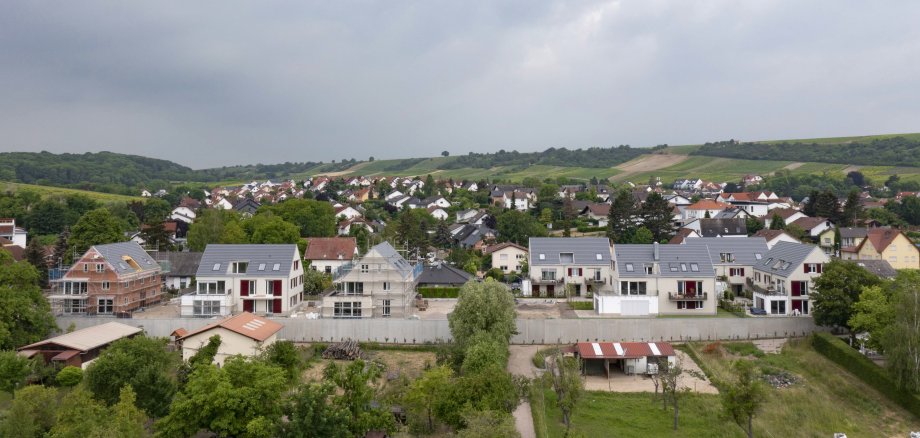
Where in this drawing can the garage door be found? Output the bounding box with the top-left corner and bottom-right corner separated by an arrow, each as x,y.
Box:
621,300 -> 649,316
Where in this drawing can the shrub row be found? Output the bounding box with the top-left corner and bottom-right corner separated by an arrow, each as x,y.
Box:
811,332 -> 920,418
576,225 -> 606,233
417,287 -> 460,298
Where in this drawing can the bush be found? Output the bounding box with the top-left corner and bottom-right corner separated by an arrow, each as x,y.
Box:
531,347 -> 559,369
722,342 -> 765,358
417,287 -> 460,298
569,301 -> 593,311
812,332 -> 920,417
56,366 -> 83,387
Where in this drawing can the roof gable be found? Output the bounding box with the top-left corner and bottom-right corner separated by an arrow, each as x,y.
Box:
197,244 -> 298,277
529,237 -> 611,266
304,238 -> 357,261
178,312 -> 283,342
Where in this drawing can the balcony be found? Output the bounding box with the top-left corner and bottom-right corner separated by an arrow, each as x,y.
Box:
533,277 -> 562,285
586,276 -> 606,285
751,283 -> 786,296
668,292 -> 708,301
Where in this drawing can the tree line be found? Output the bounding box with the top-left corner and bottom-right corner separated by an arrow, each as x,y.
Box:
693,136 -> 920,168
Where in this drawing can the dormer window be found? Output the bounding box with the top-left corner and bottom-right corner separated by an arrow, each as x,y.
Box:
644,265 -> 653,275
232,262 -> 249,274
719,253 -> 734,263
560,253 -> 574,264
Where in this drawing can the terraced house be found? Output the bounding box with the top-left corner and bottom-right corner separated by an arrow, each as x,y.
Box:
49,242 -> 164,315
181,244 -> 304,317
322,242 -> 422,318
598,242 -> 717,316
752,241 -> 829,315
528,237 -> 614,297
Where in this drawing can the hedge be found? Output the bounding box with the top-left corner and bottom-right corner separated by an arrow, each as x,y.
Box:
417,287 -> 460,298
811,332 -> 920,418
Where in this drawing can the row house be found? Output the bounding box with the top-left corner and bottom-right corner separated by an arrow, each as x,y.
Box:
751,241 -> 829,315
683,238 -> 769,296
597,242 -> 717,316
321,242 -> 422,318
181,244 -> 305,317
50,242 -> 164,315
528,237 -> 614,297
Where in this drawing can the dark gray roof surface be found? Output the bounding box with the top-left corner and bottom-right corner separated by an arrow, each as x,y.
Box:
613,243 -> 715,277
197,244 -> 298,277
417,264 -> 473,286
530,237 -> 611,266
94,242 -> 161,276
853,259 -> 897,279
698,218 -> 747,237
161,252 -> 203,277
366,242 -> 415,278
839,227 -> 869,239
683,238 -> 769,266
754,241 -> 823,278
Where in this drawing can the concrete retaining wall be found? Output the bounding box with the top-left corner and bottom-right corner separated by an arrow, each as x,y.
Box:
56,316 -> 820,344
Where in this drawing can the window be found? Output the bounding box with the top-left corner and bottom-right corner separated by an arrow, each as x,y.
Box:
677,301 -> 703,310
382,300 -> 391,317
212,263 -> 221,271
890,256 -> 898,263
729,268 -> 745,277
719,253 -> 734,263
333,302 -> 362,318
294,260 -> 299,270
325,266 -> 332,274
689,263 -> 699,272
891,245 -> 898,251
360,264 -> 369,273
102,281 -> 110,290
193,300 -> 220,316
770,300 -> 786,315
197,281 -> 226,295
596,253 -> 603,260
123,296 -> 129,304
567,268 -> 582,277
97,298 -> 114,314
500,254 -> 509,260
345,282 -> 364,295
95,263 -> 104,273
560,253 -> 574,263
258,263 -> 266,271
83,264 -> 89,272
805,263 -> 823,273
625,263 -> 634,272
541,269 -> 556,281
539,254 -> 545,260
644,265 -> 653,275
754,253 -> 762,260
62,281 -> 88,295
669,264 -> 678,272
619,281 -> 647,295
680,263 -> 687,272
383,282 -> 391,291
232,262 -> 248,274
273,263 -> 281,271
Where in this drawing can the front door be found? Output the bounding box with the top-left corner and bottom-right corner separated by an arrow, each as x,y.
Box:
791,300 -> 802,314
547,285 -> 554,296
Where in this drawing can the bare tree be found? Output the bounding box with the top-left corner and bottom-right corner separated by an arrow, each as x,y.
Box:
659,359 -> 685,431
547,351 -> 584,436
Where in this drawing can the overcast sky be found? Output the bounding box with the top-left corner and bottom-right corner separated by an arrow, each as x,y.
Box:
2,1 -> 919,169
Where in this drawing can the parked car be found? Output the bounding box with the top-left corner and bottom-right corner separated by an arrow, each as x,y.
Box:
510,281 -> 522,291
749,307 -> 767,316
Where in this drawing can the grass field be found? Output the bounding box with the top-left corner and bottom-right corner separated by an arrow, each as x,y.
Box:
531,339 -> 919,437
687,339 -> 920,437
0,181 -> 143,203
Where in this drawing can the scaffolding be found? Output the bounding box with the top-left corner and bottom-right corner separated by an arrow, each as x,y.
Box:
48,268 -> 165,316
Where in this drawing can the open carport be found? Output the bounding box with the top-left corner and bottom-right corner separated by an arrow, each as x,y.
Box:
575,341 -> 677,377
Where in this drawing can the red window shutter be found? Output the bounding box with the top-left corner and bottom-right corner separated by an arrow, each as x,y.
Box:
740,268 -> 745,276
804,265 -> 809,274
273,280 -> 282,296
791,281 -> 800,296
273,298 -> 282,313
567,268 -> 572,276
240,281 -> 249,297
243,300 -> 253,312
817,264 -> 823,273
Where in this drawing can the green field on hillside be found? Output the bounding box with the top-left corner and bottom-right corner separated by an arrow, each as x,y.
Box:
0,181 -> 142,202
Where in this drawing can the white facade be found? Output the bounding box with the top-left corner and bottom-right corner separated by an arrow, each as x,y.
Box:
489,245 -> 528,273
180,326 -> 279,366
752,245 -> 828,316
321,242 -> 421,319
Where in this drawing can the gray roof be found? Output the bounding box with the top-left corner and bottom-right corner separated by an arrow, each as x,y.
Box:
367,241 -> 415,278
529,237 -> 611,266
93,242 -> 161,276
755,241 -> 821,278
614,243 -> 715,277
682,237 -> 769,266
698,218 -> 747,237
417,263 -> 473,286
839,227 -> 868,239
19,322 -> 142,352
160,252 -> 203,277
852,259 -> 897,279
197,244 -> 298,277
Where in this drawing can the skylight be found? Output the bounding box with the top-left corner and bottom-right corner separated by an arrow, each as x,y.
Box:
258,263 -> 266,271
539,254 -> 545,260
213,263 -> 221,271
669,264 -> 677,272
596,253 -> 603,260
273,263 -> 281,271
690,263 -> 699,272
754,253 -> 762,260
680,263 -> 687,272
625,263 -> 634,272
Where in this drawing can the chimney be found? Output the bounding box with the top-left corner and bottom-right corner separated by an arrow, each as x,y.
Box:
653,242 -> 660,261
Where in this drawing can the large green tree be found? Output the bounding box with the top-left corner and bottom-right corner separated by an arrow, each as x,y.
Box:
448,279 -> 517,350
157,357 -> 287,438
0,384 -> 59,438
811,260 -> 881,340
187,209 -> 243,251
280,381 -> 350,437
879,271 -> 920,392
322,360 -> 396,437
49,386 -> 147,438
245,213 -> 300,244
68,208 -> 125,255
84,335 -> 177,418
495,210 -> 547,246
607,189 -> 637,243
261,199 -> 336,237
0,350 -> 33,395
640,192 -> 675,242
0,251 -> 57,349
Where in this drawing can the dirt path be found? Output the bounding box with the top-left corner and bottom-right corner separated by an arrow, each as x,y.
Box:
783,162 -> 805,171
842,165 -> 862,173
610,154 -> 689,182
508,345 -> 544,438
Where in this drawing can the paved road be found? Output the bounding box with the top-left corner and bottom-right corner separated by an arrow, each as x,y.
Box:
508,345 -> 544,438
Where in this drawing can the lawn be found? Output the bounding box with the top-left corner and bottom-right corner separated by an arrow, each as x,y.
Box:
657,308 -> 745,319
531,388 -> 744,438
686,339 -> 920,437
0,181 -> 143,203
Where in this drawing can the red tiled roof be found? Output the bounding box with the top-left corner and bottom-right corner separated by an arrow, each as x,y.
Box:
482,242 -> 528,255
686,200 -> 730,210
178,312 -> 283,342
861,228 -> 907,253
753,229 -> 790,241
767,208 -> 801,220
791,216 -> 830,231
304,237 -> 357,261
576,342 -> 675,359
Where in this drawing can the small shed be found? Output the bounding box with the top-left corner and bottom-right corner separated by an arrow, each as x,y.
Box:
575,342 -> 677,377
175,312 -> 283,366
17,322 -> 143,369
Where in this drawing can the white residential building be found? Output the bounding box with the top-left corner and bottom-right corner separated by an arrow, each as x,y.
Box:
751,242 -> 829,315
528,237 -> 614,297
321,242 -> 422,318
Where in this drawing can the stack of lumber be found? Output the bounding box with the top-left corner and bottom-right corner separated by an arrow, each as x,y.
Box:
322,340 -> 362,360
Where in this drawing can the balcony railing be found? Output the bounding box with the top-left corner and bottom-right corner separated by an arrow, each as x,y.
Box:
750,283 -> 786,296
668,292 -> 708,301
533,277 -> 562,285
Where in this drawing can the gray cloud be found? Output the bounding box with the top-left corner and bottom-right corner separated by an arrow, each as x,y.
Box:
1,1 -> 919,168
